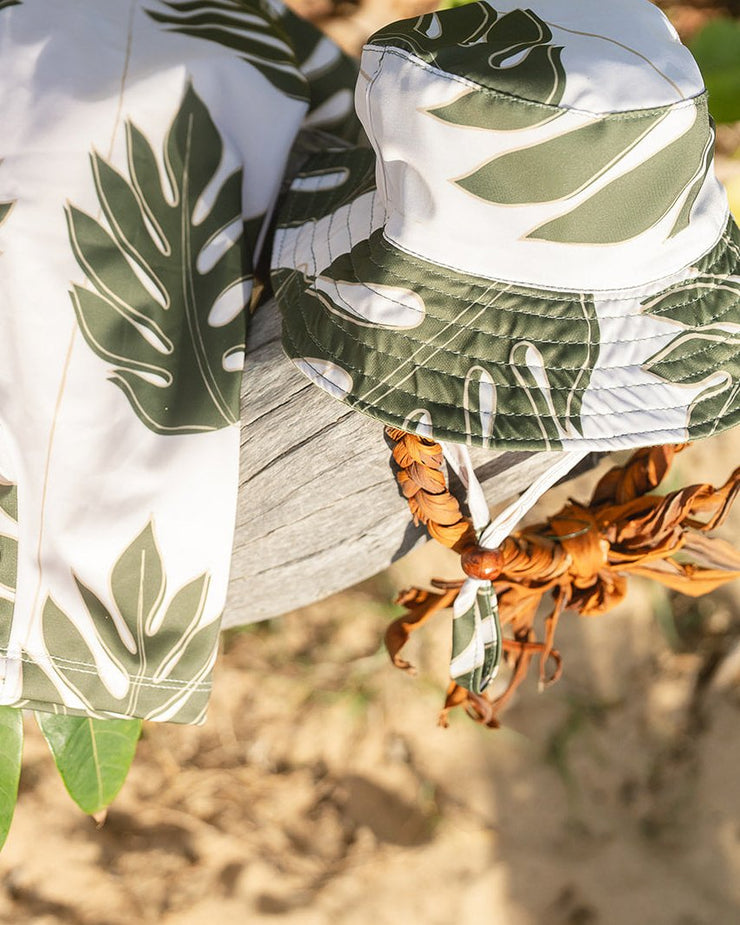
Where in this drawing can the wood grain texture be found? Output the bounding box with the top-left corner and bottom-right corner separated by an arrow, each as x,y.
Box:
224,301 -> 600,627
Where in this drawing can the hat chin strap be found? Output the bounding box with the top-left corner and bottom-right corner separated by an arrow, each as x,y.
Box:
440,443 -> 589,692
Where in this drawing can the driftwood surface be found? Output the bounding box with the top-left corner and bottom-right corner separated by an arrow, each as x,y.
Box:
224,300 -> 600,628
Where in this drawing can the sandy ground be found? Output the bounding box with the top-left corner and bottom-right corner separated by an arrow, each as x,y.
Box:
2,435 -> 740,925
1,3 -> 740,924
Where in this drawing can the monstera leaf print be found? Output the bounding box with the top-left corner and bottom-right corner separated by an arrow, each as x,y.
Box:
67,83 -> 252,434
32,521 -> 218,723
643,231 -> 740,438
0,159 -> 14,232
450,98 -> 711,245
0,481 -> 18,646
145,0 -> 307,101
277,229 -> 599,450
370,5 -> 566,111
450,587 -> 501,694
271,5 -> 361,141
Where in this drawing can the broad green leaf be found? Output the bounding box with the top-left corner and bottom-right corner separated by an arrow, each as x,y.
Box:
278,227 -> 599,450
450,588 -> 501,694
690,19 -> 740,124
67,83 -> 253,434
35,713 -> 141,815
643,235 -> 740,440
273,5 -> 361,141
0,707 -> 23,851
111,522 -> 165,638
280,147 -> 377,230
429,91 -> 562,132
145,0 -> 308,101
459,112 -> 667,205
527,105 -> 712,244
38,520 -> 217,723
0,158 -> 14,232
371,6 -> 565,105
0,483 -> 17,522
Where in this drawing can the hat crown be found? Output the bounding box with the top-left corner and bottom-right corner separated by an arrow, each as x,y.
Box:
357,1 -> 728,292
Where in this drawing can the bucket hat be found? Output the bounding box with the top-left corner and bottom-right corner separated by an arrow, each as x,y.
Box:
272,0 -> 740,454
271,0 -> 740,697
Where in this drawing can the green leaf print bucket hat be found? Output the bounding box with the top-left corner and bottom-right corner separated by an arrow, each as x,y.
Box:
271,0 -> 740,455
271,0 -> 740,699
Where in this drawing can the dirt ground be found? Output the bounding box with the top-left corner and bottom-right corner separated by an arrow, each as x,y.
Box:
1,2 -> 740,924
2,437 -> 740,925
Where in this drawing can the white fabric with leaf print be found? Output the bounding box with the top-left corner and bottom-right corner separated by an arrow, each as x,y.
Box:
0,0 -> 360,723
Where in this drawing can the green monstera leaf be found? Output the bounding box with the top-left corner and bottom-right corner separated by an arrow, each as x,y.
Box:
643,264 -> 740,440
67,83 -> 253,434
32,520 -> 218,724
371,5 -> 566,109
145,0 -> 308,101
277,228 -> 599,450
455,99 -> 713,245
0,158 -> 14,232
450,587 -> 501,694
265,4 -> 361,141
0,481 -> 18,647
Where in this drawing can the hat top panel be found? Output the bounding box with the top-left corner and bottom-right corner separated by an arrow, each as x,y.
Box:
366,0 -> 705,114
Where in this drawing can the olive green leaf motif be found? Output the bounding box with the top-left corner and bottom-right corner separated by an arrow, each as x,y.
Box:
35,520 -> 218,724
276,226 -> 600,450
145,0 -> 308,101
642,231 -> 740,438
0,158 -> 14,234
453,96 -> 713,244
0,1 -> 20,10
371,5 -> 566,112
268,5 -> 361,142
0,481 -> 18,649
379,5 -> 713,245
373,6 -> 565,132
450,587 -> 501,694
67,83 -> 252,434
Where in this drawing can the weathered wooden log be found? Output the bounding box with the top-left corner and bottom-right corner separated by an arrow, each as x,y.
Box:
224,300 -> 600,627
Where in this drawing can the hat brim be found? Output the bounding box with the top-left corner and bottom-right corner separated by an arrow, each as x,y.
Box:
272,146 -> 740,452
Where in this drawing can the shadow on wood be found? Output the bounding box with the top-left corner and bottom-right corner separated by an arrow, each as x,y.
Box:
224,301 -> 600,627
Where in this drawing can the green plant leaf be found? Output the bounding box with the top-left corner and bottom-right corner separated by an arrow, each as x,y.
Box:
35,713 -> 141,816
145,0 -> 307,101
690,18 -> 740,124
0,707 -> 23,850
67,82 -> 252,434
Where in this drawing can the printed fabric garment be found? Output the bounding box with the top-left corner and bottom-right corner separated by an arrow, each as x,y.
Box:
0,0 -> 361,723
